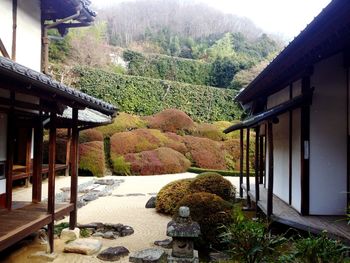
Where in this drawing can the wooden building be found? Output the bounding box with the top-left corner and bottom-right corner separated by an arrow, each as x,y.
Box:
225,0 -> 350,241
0,0 -> 117,252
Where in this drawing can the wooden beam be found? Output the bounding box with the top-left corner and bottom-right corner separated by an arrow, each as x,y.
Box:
65,128 -> 72,177
69,108 -> 79,230
255,127 -> 260,205
246,128 -> 251,207
5,92 -> 15,210
24,128 -> 32,188
12,0 -> 17,60
47,112 -> 56,253
0,38 -> 10,59
300,76 -> 311,215
32,117 -> 43,203
267,122 -> 274,218
239,129 -> 244,198
259,135 -> 264,184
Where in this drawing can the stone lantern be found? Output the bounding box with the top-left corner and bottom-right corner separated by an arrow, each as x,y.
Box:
166,206 -> 200,263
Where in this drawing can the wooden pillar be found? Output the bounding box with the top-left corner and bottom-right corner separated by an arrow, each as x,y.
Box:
239,129 -> 244,198
5,111 -> 14,210
47,112 -> 57,253
65,128 -> 72,177
69,109 -> 79,230
24,128 -> 32,187
259,136 -> 264,184
267,122 -> 274,218
32,118 -> 43,203
246,128 -> 251,206
255,127 -> 260,204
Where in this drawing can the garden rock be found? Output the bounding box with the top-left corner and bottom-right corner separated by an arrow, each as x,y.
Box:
97,246 -> 130,261
209,252 -> 230,262
79,222 -> 134,239
103,231 -> 116,239
64,238 -> 102,255
145,196 -> 156,208
60,227 -> 80,242
28,251 -> 57,262
121,226 -> 134,236
129,248 -> 167,263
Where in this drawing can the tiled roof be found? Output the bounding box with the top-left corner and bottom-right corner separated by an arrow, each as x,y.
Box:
0,56 -> 117,116
61,107 -> 112,124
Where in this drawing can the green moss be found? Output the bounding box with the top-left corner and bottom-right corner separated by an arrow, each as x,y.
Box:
54,222 -> 70,236
112,155 -> 131,175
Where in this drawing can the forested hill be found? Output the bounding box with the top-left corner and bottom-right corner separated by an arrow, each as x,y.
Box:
49,0 -> 283,121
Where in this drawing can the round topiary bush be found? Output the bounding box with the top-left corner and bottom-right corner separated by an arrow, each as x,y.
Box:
156,178 -> 194,215
79,129 -> 104,143
79,141 -> 106,177
189,172 -> 236,201
146,109 -> 194,133
124,147 -> 191,176
176,192 -> 233,247
191,123 -> 226,141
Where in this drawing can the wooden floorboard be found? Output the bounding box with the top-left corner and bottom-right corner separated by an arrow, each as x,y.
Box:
12,164 -> 68,181
0,201 -> 73,251
247,184 -> 350,242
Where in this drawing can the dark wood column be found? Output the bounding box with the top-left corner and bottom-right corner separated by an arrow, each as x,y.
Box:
267,122 -> 274,218
32,117 -> 43,203
24,128 -> 32,187
255,127 -> 260,205
47,112 -> 57,253
65,128 -> 72,177
246,128 -> 251,207
300,76 -> 311,215
5,92 -> 15,210
239,129 -> 244,198
69,108 -> 79,230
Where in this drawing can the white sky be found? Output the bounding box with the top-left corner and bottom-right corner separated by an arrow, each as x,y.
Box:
92,0 -> 332,40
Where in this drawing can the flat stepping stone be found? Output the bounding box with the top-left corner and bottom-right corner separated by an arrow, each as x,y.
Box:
154,238 -> 172,248
97,246 -> 130,261
129,248 -> 167,263
64,238 -> 102,255
126,193 -> 146,197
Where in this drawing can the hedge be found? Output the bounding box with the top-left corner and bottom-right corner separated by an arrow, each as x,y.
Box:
123,50 -> 212,86
188,167 -> 256,177
73,67 -> 241,122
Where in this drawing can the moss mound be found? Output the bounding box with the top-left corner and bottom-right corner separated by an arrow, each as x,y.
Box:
79,141 -> 106,177
176,192 -> 233,246
123,147 -> 191,176
79,129 -> 103,143
189,172 -> 235,201
97,112 -> 147,137
156,178 -> 194,214
183,135 -> 227,170
146,109 -> 194,133
191,123 -> 226,141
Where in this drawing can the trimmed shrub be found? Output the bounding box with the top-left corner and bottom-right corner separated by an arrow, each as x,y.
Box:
79,129 -> 103,143
79,141 -> 105,177
124,147 -> 191,176
110,129 -> 169,156
189,172 -> 236,201
164,132 -> 187,154
146,109 -> 194,133
176,192 -> 233,247
156,178 -> 194,215
112,155 -> 131,176
213,120 -> 240,140
223,139 -> 241,170
183,135 -> 227,170
191,123 -> 226,141
97,112 -> 147,137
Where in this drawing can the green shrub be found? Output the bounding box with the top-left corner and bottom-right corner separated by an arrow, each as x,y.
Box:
282,232 -> 350,263
112,155 -> 131,175
79,141 -> 105,177
176,192 -> 233,247
54,222 -> 70,236
219,218 -> 287,263
191,123 -> 226,141
97,112 -> 147,137
156,178 -> 193,215
188,167 -> 238,176
189,172 -> 236,201
74,66 -> 242,122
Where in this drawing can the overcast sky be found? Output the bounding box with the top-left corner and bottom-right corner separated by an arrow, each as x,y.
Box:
91,0 -> 332,39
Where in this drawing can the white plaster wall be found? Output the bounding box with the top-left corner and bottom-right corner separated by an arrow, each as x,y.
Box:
267,86 -> 290,109
0,180 -> 5,194
0,113 -> 7,161
16,0 -> 41,71
0,0 -> 13,57
291,108 -> 301,212
272,112 -> 290,203
310,53 -> 347,215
